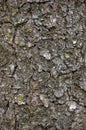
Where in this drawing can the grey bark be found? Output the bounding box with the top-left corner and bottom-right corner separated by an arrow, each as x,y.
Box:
0,0 -> 86,130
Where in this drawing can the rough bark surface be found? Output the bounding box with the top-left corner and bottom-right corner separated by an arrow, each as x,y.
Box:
0,0 -> 86,130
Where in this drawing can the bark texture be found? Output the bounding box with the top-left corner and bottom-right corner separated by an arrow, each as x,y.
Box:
0,0 -> 86,130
